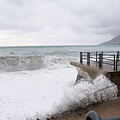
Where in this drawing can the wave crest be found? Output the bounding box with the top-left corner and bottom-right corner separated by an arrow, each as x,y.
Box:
0,55 -> 45,72
0,55 -> 78,72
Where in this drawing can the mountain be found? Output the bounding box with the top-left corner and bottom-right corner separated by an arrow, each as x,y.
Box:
99,35 -> 120,45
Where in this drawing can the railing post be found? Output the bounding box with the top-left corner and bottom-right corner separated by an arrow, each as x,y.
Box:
87,52 -> 90,65
114,55 -> 116,71
96,52 -> 98,66
116,51 -> 119,70
96,52 -> 97,62
99,53 -> 103,68
102,52 -> 103,63
80,52 -> 83,64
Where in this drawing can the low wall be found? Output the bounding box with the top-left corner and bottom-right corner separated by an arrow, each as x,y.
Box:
70,62 -> 120,95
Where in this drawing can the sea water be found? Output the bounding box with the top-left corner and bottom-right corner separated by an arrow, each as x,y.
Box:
0,45 -> 119,120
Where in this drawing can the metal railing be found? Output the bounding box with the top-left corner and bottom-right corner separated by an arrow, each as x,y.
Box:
86,111 -> 120,120
80,51 -> 120,71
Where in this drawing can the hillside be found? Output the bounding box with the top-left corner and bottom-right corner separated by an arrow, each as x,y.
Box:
99,35 -> 120,45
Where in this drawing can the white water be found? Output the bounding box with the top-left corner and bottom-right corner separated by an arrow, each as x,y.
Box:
0,46 -> 119,120
0,65 -> 118,120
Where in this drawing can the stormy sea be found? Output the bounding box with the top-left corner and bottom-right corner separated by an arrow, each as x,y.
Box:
0,45 -> 119,120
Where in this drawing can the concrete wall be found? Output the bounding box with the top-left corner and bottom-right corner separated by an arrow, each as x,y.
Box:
70,62 -> 120,95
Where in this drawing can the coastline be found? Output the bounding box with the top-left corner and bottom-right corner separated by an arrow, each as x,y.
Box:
52,96 -> 120,120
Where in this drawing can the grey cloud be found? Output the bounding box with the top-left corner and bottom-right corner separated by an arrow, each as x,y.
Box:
1,0 -> 120,35
0,0 -> 43,31
0,0 -> 120,45
0,0 -> 74,31
53,0 -> 120,36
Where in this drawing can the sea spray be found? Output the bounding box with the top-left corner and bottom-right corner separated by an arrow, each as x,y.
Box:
50,74 -> 118,120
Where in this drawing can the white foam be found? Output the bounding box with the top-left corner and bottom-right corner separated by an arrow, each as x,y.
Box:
56,75 -> 117,114
0,66 -> 118,120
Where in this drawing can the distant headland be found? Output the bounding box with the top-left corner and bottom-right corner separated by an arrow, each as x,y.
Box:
99,35 -> 120,45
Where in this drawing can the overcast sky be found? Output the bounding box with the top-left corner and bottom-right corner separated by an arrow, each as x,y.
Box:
0,0 -> 120,46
